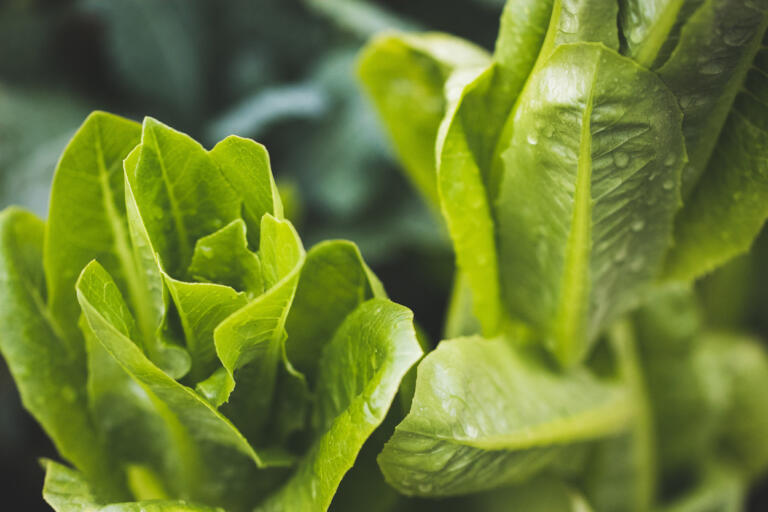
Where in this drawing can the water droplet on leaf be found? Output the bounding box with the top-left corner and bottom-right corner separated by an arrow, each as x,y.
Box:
613,152 -> 629,168
723,25 -> 755,46
699,61 -> 724,75
560,12 -> 578,33
614,246 -> 627,262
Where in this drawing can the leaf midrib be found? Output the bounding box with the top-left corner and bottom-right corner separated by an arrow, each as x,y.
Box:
401,391 -> 633,452
632,0 -> 686,68
217,263 -> 302,375
552,53 -> 598,365
94,123 -> 153,346
145,125 -> 192,270
78,287 -> 263,467
21,270 -> 69,348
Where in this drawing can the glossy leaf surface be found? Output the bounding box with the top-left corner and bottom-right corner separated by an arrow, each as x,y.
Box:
257,299 -> 422,511
496,43 -> 685,366
378,336 -> 632,496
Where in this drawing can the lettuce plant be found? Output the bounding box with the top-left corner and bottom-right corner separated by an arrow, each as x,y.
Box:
4,1 -> 768,510
0,112 -> 422,511
360,0 -> 768,509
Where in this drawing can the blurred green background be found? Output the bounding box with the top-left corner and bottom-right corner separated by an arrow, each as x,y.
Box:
1,0 -> 766,510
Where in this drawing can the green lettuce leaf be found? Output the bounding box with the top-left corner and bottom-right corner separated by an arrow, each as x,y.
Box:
358,32 -> 490,208
657,463 -> 745,512
187,219 -> 264,296
208,214 -> 305,443
0,208 -> 126,498
378,336 -> 632,497
433,0 -> 619,339
209,135 -> 283,245
656,0 -> 768,195
539,0 -> 619,52
163,275 -> 248,388
618,0 -> 693,68
76,260 -> 282,510
44,111 -> 142,349
129,117 -> 242,279
168,219 -> 261,382
617,0 -> 768,279
285,240 -> 385,381
433,0 -> 555,336
123,142 -> 191,379
43,460 -> 225,512
256,299 -> 423,511
664,32 -> 768,279
433,64 -> 505,336
496,43 -> 685,366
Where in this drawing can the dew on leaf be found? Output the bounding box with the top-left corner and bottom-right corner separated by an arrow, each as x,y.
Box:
613,152 -> 629,168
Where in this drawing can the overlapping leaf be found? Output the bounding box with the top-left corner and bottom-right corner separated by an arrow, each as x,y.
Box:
43,460 -> 224,512
378,336 -> 632,496
257,299 -> 422,511
0,208 -> 126,499
361,0 -> 768,507
496,42 -> 685,366
0,111 -> 423,512
358,33 -> 489,209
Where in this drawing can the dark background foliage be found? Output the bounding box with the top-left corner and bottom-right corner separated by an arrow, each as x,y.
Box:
0,0 -> 765,510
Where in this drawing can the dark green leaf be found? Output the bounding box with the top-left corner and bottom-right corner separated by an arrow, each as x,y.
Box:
664,34 -> 768,279
656,0 -> 768,195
